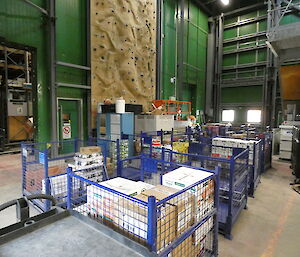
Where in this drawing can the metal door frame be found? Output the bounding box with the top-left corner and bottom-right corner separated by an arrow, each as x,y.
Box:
56,97 -> 83,141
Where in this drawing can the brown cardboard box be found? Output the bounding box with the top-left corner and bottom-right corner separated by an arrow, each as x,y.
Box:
80,146 -> 101,154
170,235 -> 194,257
25,165 -> 65,193
114,193 -> 177,253
141,185 -> 195,235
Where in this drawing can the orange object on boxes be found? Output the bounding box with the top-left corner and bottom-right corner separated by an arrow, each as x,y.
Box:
152,100 -> 192,121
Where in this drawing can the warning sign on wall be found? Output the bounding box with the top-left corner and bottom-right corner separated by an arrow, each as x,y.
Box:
62,123 -> 71,139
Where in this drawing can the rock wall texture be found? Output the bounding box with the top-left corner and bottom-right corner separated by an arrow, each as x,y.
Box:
91,0 -> 156,122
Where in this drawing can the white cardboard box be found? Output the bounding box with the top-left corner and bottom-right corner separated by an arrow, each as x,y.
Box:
135,115 -> 174,133
87,178 -> 154,221
162,167 -> 214,222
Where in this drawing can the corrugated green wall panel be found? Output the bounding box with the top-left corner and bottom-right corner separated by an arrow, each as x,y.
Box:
259,20 -> 267,32
239,52 -> 256,64
224,28 -> 237,40
239,23 -> 257,36
258,49 -> 267,62
224,17 -> 238,25
221,86 -> 263,103
223,55 -> 236,66
162,0 -> 208,113
162,0 -> 177,99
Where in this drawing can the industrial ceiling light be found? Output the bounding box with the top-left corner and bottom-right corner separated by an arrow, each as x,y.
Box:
220,0 -> 230,5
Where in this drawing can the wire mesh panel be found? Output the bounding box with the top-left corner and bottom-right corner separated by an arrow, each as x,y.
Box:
68,156 -> 218,256
22,145 -> 48,211
21,139 -> 106,212
163,146 -> 249,240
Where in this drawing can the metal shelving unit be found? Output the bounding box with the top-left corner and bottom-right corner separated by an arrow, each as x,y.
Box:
0,43 -> 34,152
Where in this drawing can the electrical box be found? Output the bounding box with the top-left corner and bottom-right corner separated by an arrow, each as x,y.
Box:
7,89 -> 32,116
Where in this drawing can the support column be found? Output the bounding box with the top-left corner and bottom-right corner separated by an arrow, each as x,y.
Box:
177,0 -> 185,101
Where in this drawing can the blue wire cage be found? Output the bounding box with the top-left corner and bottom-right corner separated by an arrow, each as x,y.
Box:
67,154 -> 219,256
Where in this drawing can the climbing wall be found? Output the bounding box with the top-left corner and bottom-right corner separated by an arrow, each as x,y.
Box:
91,0 -> 157,122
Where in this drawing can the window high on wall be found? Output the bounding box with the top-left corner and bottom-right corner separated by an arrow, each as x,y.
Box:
222,110 -> 235,122
247,110 -> 261,123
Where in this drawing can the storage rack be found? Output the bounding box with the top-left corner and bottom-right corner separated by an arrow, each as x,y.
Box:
67,155 -> 219,256
0,43 -> 33,151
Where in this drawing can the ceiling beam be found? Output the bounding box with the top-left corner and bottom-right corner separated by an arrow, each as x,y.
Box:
223,2 -> 266,17
193,0 -> 214,16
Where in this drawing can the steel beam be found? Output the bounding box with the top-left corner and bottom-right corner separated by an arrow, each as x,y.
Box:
223,32 -> 266,44
216,15 -> 224,122
177,0 -> 185,101
282,0 -> 300,12
22,0 -> 49,16
220,102 -> 263,107
222,62 -> 268,71
86,0 -> 92,137
193,0 -> 213,16
224,15 -> 267,29
156,0 -> 162,99
205,19 -> 216,118
223,45 -> 267,55
56,61 -> 91,71
223,2 -> 266,17
56,82 -> 91,90
49,0 -> 58,146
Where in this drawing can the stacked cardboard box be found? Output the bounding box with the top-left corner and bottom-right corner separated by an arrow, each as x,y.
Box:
168,216 -> 214,257
162,167 -> 214,223
42,173 -> 81,202
70,151 -> 104,183
85,177 -> 206,254
212,137 -> 257,164
86,178 -> 155,221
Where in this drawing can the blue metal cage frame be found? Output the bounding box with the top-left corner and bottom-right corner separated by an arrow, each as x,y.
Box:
162,146 -> 249,240
21,138 -> 118,212
67,154 -> 219,256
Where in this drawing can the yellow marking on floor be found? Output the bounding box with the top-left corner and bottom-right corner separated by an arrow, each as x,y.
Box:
260,193 -> 296,257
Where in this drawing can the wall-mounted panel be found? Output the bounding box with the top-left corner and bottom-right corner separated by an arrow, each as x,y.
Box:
280,64 -> 300,101
162,0 -> 208,114
221,86 -> 263,104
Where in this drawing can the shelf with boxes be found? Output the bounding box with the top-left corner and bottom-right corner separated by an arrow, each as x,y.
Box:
0,44 -> 33,147
68,155 -> 219,256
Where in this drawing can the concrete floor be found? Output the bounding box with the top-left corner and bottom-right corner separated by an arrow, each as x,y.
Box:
0,154 -> 299,257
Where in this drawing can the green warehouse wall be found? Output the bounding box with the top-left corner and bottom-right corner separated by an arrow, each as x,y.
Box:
0,0 -> 88,142
1,0 -> 208,141
162,0 -> 208,114
220,8 -> 268,123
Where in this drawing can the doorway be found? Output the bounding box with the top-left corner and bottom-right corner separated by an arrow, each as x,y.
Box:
57,98 -> 83,154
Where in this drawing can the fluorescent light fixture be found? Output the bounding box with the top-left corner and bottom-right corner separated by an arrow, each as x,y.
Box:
222,110 -> 235,122
247,110 -> 262,123
221,0 -> 230,5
